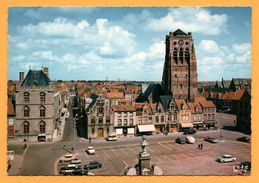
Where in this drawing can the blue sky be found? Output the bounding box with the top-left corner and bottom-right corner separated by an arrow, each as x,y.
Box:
8,7 -> 251,81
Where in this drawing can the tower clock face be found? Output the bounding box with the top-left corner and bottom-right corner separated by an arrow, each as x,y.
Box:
178,40 -> 184,46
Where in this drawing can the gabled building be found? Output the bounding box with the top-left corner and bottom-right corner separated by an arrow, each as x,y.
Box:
195,97 -> 217,130
175,99 -> 192,131
14,68 -> 61,142
85,94 -> 113,138
112,105 -> 136,137
187,101 -> 203,130
222,89 -> 251,133
159,96 -> 178,132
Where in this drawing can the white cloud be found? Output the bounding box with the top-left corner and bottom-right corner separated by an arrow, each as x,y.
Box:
146,7 -> 228,35
15,43 -> 28,49
232,43 -> 251,53
199,40 -> 220,53
32,50 -> 57,61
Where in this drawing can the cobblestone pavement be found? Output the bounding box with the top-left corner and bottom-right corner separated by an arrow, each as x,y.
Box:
57,137 -> 250,176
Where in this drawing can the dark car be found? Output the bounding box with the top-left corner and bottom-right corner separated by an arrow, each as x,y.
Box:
72,168 -> 85,175
236,136 -> 250,143
175,137 -> 186,144
204,137 -> 217,143
183,129 -> 196,135
240,161 -> 251,171
84,161 -> 102,170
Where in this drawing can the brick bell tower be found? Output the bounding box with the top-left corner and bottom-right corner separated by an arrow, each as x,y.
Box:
162,29 -> 198,101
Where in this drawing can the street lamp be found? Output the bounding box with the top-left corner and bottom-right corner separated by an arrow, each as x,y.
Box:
219,109 -> 230,140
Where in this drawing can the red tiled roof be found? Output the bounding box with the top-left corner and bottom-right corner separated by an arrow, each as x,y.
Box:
201,91 -> 209,98
175,99 -> 190,110
222,92 -> 235,100
112,105 -> 135,112
106,92 -> 124,99
194,96 -> 207,103
232,89 -> 245,100
199,101 -> 216,108
187,102 -> 202,113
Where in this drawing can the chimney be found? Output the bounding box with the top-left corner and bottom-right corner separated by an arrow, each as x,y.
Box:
19,72 -> 24,81
43,67 -> 49,76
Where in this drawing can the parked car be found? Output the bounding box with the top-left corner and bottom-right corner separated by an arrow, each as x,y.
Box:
240,161 -> 251,171
84,161 -> 102,170
175,137 -> 186,144
185,136 -> 195,144
216,154 -> 237,163
72,168 -> 85,175
106,133 -> 117,141
204,137 -> 217,143
183,129 -> 196,135
59,164 -> 80,175
71,158 -> 82,164
85,146 -> 95,155
236,136 -> 250,143
59,154 -> 75,162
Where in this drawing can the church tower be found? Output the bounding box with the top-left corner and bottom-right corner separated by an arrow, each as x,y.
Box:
162,29 -> 198,101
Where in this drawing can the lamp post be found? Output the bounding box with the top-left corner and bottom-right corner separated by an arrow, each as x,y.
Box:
219,109 -> 230,140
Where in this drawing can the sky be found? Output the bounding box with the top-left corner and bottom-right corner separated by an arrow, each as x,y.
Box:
8,7 -> 251,81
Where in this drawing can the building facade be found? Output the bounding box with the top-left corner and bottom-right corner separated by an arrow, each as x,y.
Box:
162,29 -> 198,101
14,68 -> 61,142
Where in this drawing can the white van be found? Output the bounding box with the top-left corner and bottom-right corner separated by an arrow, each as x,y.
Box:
106,133 -> 117,141
185,136 -> 195,144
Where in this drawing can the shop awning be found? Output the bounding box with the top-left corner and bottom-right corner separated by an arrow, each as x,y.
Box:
38,133 -> 46,137
137,124 -> 156,132
180,122 -> 194,128
193,121 -> 203,124
204,120 -> 217,124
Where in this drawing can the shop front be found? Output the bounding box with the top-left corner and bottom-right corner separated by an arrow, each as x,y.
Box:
137,124 -> 156,136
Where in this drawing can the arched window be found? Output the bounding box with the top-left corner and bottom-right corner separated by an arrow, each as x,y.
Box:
39,121 -> 46,133
24,106 -> 30,117
24,92 -> 30,103
23,121 -> 30,134
40,92 -> 46,103
117,119 -> 122,126
91,116 -> 96,124
98,116 -> 103,124
123,119 -> 128,126
129,118 -> 133,126
40,106 -> 46,117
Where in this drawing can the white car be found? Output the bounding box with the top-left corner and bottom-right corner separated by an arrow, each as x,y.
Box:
85,146 -> 95,155
217,154 -> 237,163
71,158 -> 82,164
185,136 -> 195,144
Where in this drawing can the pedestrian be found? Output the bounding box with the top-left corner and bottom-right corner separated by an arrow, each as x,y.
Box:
89,137 -> 91,143
198,143 -> 200,149
201,143 -> 203,150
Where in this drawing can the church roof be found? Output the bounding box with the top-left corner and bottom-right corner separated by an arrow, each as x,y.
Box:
22,70 -> 51,87
173,29 -> 187,36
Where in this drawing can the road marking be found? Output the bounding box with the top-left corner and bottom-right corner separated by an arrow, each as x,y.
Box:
22,144 -> 29,157
101,149 -> 109,157
118,147 -> 129,156
122,160 -> 128,166
158,142 -> 172,151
